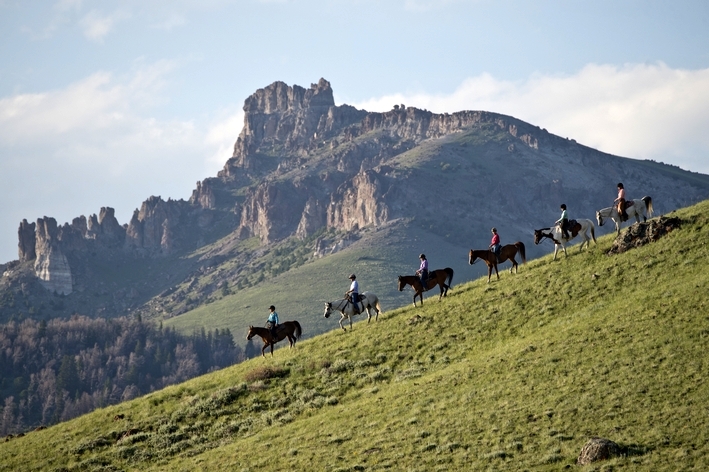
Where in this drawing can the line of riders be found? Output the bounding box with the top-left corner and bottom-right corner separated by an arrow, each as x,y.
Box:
249,183 -> 634,354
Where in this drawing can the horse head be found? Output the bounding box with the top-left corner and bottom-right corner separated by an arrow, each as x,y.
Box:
397,276 -> 405,292
246,326 -> 255,340
323,302 -> 333,318
468,249 -> 477,265
596,211 -> 604,226
533,229 -> 544,245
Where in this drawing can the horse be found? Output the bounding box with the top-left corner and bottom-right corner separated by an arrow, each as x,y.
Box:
246,320 -> 302,357
397,267 -> 454,307
323,292 -> 382,332
596,196 -> 653,234
533,218 -> 596,260
469,242 -> 526,283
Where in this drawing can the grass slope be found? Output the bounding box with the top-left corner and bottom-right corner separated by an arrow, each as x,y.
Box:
2,201 -> 708,471
164,221 -> 492,346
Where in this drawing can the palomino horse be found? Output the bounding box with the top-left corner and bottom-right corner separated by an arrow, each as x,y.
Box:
469,242 -> 526,283
324,292 -> 382,332
397,267 -> 454,307
533,218 -> 596,260
596,196 -> 653,234
246,320 -> 302,357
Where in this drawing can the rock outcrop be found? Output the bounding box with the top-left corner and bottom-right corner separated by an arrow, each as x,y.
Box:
577,437 -> 622,465
33,217 -> 73,295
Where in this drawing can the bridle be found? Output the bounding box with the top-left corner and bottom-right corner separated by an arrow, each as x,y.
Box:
535,228 -> 561,245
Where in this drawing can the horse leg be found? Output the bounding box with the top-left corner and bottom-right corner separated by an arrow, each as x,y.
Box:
494,263 -> 500,280
261,342 -> 267,358
510,257 -> 517,274
339,314 -> 346,332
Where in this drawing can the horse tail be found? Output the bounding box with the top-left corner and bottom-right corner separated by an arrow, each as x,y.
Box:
375,297 -> 383,314
293,321 -> 302,340
445,267 -> 454,289
590,221 -> 597,243
516,241 -> 526,264
643,196 -> 653,217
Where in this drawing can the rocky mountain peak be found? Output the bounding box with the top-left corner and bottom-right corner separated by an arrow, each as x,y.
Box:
242,78 -> 334,114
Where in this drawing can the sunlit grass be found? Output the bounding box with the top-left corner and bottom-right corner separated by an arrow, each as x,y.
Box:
2,201 -> 708,471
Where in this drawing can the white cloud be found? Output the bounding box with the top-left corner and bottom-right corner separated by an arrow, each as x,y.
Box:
352,62 -> 709,174
79,8 -> 131,42
205,109 -> 244,169
0,61 -> 231,262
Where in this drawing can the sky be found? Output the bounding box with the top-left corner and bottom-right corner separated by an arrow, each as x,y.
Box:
1,0 -> 709,263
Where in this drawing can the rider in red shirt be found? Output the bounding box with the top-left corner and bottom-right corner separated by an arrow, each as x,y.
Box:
489,228 -> 501,263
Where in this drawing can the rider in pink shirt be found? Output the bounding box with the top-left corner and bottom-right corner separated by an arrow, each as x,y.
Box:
614,182 -> 627,221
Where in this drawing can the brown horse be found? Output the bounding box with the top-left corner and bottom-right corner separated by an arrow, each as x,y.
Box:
468,242 -> 526,283
397,267 -> 454,307
246,320 -> 302,357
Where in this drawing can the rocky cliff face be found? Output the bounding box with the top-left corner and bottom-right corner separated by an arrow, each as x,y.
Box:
5,78 -> 709,322
33,217 -> 73,295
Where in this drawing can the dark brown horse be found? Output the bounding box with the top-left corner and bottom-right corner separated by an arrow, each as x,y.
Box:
469,242 -> 526,283
246,320 -> 302,357
397,267 -> 454,307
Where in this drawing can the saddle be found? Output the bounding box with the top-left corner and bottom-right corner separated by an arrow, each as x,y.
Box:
349,295 -> 364,313
569,219 -> 580,238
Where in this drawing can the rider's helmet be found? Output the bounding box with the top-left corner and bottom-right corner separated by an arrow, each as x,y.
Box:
617,182 -> 624,189
491,227 -> 497,233
419,253 -> 426,260
349,274 -> 356,280
560,204 -> 566,210
269,305 -> 275,311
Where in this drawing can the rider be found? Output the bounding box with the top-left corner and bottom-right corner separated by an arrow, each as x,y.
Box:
266,305 -> 279,340
556,204 -> 570,239
345,274 -> 360,314
416,254 -> 429,291
489,228 -> 501,263
614,182 -> 628,221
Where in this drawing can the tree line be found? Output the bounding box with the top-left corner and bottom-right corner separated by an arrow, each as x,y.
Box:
0,315 -> 251,435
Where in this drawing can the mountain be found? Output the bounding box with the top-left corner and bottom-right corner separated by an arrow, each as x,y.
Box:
2,78 -> 709,343
2,199 -> 708,470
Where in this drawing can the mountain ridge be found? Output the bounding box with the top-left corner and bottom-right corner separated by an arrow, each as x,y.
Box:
2,78 -> 709,338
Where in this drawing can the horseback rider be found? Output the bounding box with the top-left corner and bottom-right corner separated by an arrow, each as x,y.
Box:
345,274 -> 360,314
614,182 -> 628,221
556,204 -> 570,239
489,228 -> 501,263
416,254 -> 429,291
266,305 -> 279,340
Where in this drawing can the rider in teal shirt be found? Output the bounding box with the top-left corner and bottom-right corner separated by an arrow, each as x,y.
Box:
267,305 -> 279,339
556,204 -> 569,239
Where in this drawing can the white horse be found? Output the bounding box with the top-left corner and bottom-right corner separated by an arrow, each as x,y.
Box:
323,292 -> 382,331
533,218 -> 596,260
596,196 -> 653,234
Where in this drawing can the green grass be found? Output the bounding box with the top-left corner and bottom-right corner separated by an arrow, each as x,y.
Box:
2,201 -> 708,471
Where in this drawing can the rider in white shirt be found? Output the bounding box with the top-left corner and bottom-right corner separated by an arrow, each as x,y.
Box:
346,274 -> 360,314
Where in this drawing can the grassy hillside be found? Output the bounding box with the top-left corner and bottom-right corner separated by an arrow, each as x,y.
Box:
2,200 -> 708,471
164,221 -> 493,346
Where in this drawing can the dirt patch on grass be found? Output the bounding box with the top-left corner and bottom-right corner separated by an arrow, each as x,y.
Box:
607,216 -> 682,255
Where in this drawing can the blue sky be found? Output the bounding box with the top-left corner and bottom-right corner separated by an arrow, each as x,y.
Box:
1,0 -> 709,263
